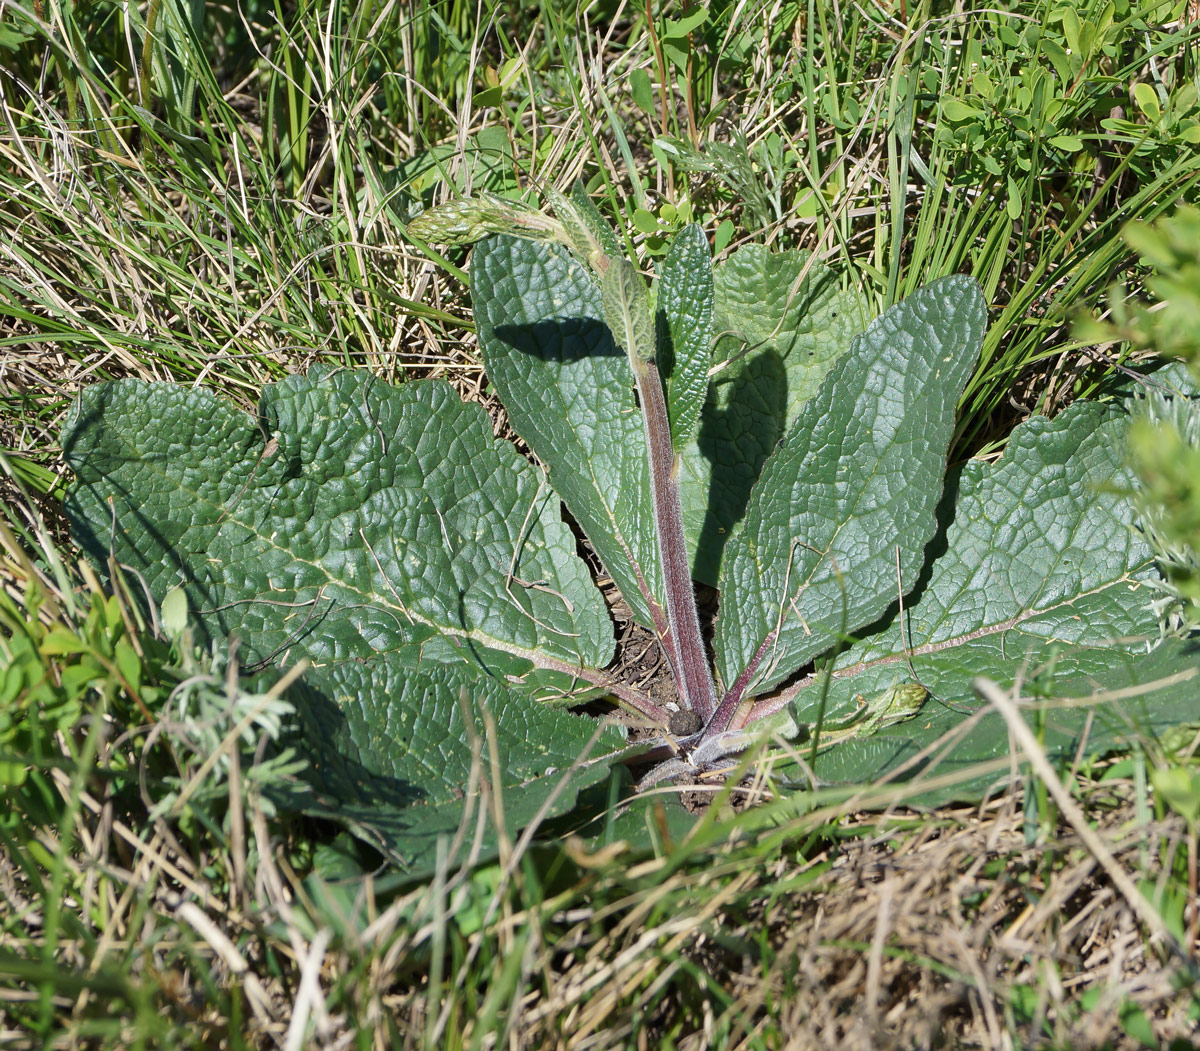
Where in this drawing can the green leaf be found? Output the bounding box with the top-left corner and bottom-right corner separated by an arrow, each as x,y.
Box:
473,86 -> 503,108
632,207 -> 660,235
0,19 -> 38,51
1059,6 -> 1081,53
713,219 -> 735,254
714,275 -> 986,695
838,402 -> 1151,670
379,130 -> 516,212
601,258 -> 655,363
472,235 -> 667,631
656,224 -> 714,451
1049,134 -> 1084,152
62,369 -> 614,679
1133,82 -> 1161,122
941,98 -> 984,122
41,627 -> 89,656
787,401 -> 1200,799
114,639 -> 142,692
1007,174 -> 1023,220
663,7 -> 708,37
971,73 -> 995,101
161,586 -> 188,637
1041,38 -> 1072,85
1152,765 -> 1200,825
274,657 -> 625,871
406,192 -> 558,247
677,245 -> 868,584
631,68 -> 655,115
1117,999 -> 1157,1049
63,368 -> 624,868
568,183 -> 621,258
546,184 -> 617,269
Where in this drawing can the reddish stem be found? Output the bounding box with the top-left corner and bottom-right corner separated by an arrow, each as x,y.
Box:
632,356 -> 717,721
704,630 -> 776,735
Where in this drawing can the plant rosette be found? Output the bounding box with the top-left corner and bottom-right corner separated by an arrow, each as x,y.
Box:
62,190 -> 1200,869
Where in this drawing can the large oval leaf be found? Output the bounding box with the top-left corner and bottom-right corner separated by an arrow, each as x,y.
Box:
714,274 -> 987,695
63,368 -> 626,870
62,367 -> 614,681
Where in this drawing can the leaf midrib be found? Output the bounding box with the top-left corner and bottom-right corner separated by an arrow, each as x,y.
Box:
98,418 -> 604,678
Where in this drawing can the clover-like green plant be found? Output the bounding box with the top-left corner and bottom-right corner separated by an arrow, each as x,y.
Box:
62,188 -> 1200,869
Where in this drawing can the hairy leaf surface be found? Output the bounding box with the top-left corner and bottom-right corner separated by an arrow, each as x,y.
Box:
656,224 -> 713,451
677,246 -> 868,583
601,258 -> 655,363
63,368 -> 613,675
715,274 -> 987,695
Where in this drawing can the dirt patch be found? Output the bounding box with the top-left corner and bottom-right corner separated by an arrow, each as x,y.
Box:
493,787 -> 1198,1050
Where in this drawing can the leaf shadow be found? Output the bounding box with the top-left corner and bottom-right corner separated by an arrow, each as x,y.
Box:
271,671 -> 430,867
693,348 -> 788,583
490,314 -> 792,589
62,394 -> 205,596
283,672 -> 426,811
492,316 -> 622,364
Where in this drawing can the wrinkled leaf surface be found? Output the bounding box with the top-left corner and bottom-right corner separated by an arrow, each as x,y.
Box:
782,402 -> 1200,799
656,224 -> 713,451
63,368 -> 619,868
715,274 -> 987,695
274,657 -> 625,869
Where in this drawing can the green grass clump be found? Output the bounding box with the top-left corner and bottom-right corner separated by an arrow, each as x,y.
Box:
3,0 -> 1200,1044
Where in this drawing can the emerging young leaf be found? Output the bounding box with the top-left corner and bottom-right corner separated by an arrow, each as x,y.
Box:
405,191 -> 561,246
676,246 -> 868,583
656,224 -> 714,451
715,274 -> 987,696
601,258 -> 656,363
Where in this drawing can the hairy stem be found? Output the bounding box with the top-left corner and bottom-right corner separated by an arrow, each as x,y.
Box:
632,355 -> 717,721
706,629 -> 776,735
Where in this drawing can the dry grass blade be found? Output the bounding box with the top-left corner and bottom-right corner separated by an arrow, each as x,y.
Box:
975,676 -> 1190,960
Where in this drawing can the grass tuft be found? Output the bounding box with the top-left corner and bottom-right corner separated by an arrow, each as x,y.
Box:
3,0 -> 1200,1044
